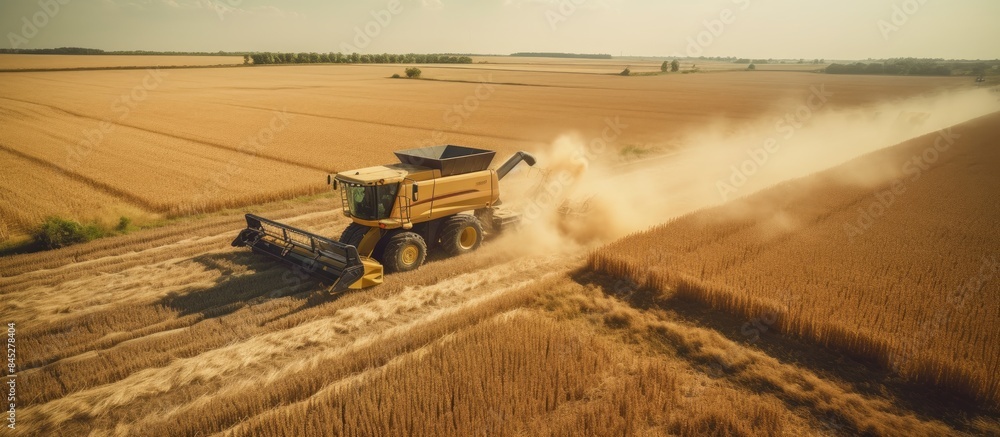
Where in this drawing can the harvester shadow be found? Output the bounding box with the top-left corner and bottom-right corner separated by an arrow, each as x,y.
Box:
162,232 -> 504,324
570,269 -> 993,434
159,252 -> 344,321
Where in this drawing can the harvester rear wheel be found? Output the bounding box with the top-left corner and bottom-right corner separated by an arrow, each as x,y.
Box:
439,214 -> 484,256
338,223 -> 369,247
382,231 -> 427,273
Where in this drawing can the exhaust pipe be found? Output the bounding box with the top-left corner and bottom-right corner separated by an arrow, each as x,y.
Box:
496,151 -> 537,180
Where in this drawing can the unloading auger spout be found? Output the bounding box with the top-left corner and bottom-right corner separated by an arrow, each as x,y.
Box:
496,151 -> 537,180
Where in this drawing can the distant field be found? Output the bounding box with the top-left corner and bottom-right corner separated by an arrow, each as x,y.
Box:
0,53 -> 829,74
0,64 -> 969,241
466,56 -> 826,74
0,54 -> 243,70
467,56 -> 666,74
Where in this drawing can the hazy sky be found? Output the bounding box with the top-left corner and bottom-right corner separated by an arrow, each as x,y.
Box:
2,0 -> 998,59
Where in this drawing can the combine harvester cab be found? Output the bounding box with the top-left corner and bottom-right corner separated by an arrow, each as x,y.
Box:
233,145 -> 536,293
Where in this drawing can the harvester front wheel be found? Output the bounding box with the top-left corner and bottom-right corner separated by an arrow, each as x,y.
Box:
440,214 -> 484,256
382,232 -> 427,273
339,223 -> 369,246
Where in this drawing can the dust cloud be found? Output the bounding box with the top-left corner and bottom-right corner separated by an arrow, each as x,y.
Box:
495,87 -> 1000,254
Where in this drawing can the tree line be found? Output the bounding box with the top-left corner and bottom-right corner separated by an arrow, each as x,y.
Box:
0,47 -> 247,56
826,60 -> 951,76
0,47 -> 475,65
825,58 -> 1000,77
249,53 -> 473,65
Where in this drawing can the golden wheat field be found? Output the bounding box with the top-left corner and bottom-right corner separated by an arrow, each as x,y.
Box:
590,112 -> 1000,408
3,54 -> 1000,437
0,57 -> 972,242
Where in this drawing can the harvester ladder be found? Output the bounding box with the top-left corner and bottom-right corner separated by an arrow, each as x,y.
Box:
396,178 -> 415,228
339,186 -> 350,215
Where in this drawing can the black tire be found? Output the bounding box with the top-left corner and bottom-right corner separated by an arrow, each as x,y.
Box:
439,214 -> 484,256
381,231 -> 427,273
338,223 -> 369,246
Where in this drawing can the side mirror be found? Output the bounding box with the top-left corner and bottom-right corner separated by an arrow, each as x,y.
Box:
412,184 -> 419,202
331,178 -> 338,190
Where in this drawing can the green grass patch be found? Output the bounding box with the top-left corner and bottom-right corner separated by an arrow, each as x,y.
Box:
619,144 -> 662,160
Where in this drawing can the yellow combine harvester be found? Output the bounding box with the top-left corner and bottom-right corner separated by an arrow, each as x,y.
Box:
232,145 -> 536,292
